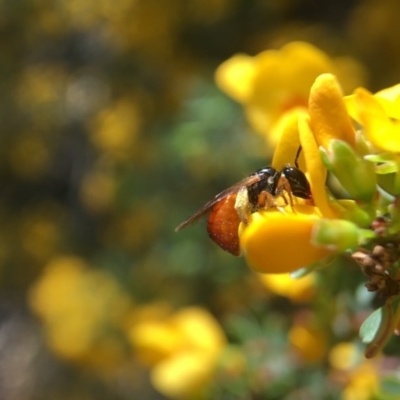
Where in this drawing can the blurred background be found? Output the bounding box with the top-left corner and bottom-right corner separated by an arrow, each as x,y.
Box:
2,0 -> 400,399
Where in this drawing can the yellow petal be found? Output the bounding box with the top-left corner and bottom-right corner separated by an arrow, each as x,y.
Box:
343,93 -> 360,123
248,42 -> 331,122
298,114 -> 336,218
252,42 -> 333,97
344,84 -> 400,122
309,74 -> 356,148
240,206 -> 333,274
272,110 -> 338,218
240,42 -> 335,136
258,272 -> 315,302
215,54 -> 256,103
355,87 -> 400,152
375,83 -> 400,119
272,109 -> 306,170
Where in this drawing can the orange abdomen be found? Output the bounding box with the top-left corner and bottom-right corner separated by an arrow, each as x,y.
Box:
207,194 -> 241,256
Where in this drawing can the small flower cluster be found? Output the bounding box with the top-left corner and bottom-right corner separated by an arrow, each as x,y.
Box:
128,304 -> 227,399
29,255 -> 228,399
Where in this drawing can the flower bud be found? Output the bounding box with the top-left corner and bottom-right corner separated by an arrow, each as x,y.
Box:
311,219 -> 360,251
333,199 -> 374,228
320,139 -> 377,203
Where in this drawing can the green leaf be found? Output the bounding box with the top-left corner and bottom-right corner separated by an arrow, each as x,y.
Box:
359,307 -> 382,344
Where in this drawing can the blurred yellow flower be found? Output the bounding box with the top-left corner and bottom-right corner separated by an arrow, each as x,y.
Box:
288,321 -> 327,363
329,342 -> 360,371
215,41 -> 365,147
88,97 -> 141,160
329,343 -> 379,400
258,271 -> 315,302
128,306 -> 226,399
29,256 -> 131,374
341,362 -> 379,400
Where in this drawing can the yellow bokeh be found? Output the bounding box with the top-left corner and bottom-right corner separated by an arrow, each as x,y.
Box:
9,134 -> 50,179
128,305 -> 226,399
29,256 -> 132,373
80,163 -> 116,214
341,362 -> 379,400
288,323 -> 327,363
329,342 -> 360,371
89,97 -> 141,160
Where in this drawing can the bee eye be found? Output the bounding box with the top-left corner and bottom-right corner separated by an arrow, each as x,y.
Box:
282,167 -> 312,199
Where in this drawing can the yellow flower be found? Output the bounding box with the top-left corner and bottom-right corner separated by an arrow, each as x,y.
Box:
345,84 -> 400,152
257,271 -> 315,302
240,74 -> 358,273
128,306 -> 226,399
215,41 -> 365,147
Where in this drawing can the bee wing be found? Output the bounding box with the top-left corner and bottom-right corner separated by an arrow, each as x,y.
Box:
175,174 -> 261,231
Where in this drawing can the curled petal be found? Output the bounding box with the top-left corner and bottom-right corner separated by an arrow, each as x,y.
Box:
298,114 -> 337,218
309,74 -> 356,148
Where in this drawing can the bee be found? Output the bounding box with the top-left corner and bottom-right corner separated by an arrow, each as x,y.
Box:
175,149 -> 312,256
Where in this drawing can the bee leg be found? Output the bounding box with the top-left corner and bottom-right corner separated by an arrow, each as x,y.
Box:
234,186 -> 252,225
276,176 -> 295,211
257,190 -> 277,209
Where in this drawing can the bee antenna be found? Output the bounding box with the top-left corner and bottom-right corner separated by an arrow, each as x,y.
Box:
294,146 -> 302,168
